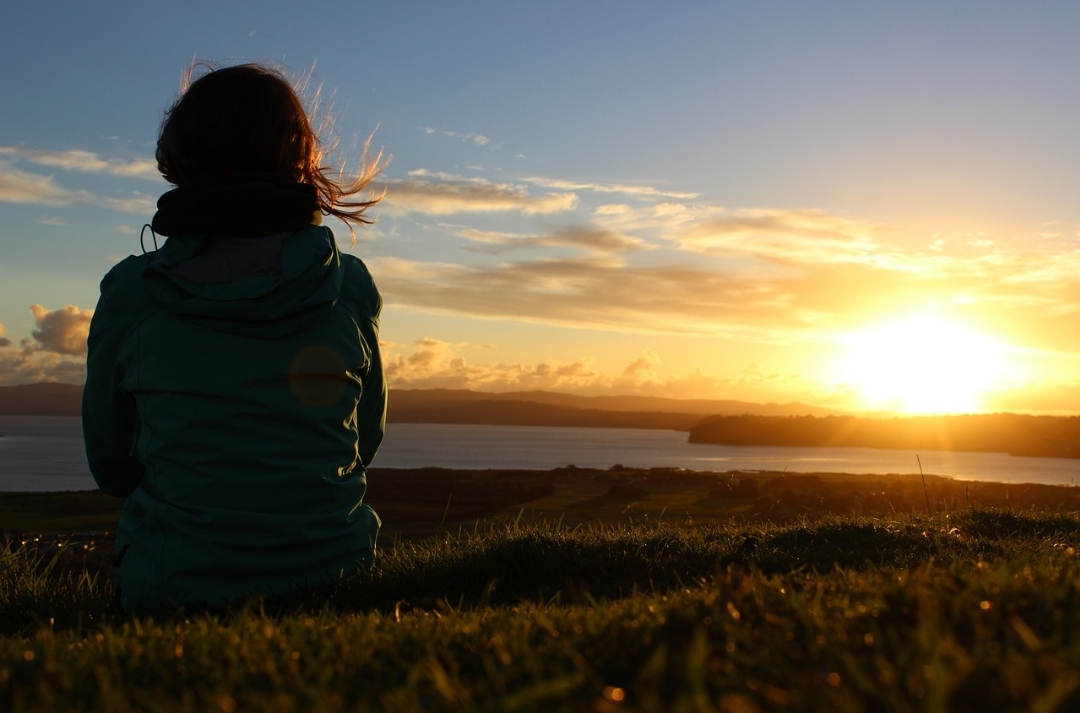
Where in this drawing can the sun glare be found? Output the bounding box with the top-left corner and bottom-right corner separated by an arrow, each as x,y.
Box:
838,314 -> 1009,415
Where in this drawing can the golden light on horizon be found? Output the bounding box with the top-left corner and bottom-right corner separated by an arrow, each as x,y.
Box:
838,314 -> 1012,415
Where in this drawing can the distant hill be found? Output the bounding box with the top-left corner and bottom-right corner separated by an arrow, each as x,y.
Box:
387,397 -> 704,430
1,383 -> 841,430
0,383 -> 83,416
386,389 -> 842,430
689,413 -> 1080,459
389,389 -> 842,418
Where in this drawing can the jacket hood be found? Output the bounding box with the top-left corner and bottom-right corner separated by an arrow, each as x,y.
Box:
142,225 -> 344,339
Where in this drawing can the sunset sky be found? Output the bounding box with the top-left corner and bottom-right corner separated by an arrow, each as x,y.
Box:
4,2 -> 1080,415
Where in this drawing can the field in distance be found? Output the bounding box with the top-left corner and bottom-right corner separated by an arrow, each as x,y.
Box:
5,465 -> 1079,545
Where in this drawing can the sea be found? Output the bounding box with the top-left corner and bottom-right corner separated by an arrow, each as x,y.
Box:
3,415 -> 1080,492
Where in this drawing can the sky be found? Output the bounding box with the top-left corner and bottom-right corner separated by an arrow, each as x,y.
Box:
3,1 -> 1080,415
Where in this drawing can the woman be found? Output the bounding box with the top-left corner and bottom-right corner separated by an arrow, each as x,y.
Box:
82,64 -> 387,613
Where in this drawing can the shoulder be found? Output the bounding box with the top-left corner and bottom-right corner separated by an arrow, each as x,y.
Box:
101,253 -> 151,290
92,253 -> 159,331
340,252 -> 378,292
338,251 -> 382,319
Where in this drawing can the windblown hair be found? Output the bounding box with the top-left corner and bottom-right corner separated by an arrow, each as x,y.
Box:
156,63 -> 385,231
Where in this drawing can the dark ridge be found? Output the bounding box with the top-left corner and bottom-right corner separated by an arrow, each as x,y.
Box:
0,384 -> 839,426
688,413 -> 1080,459
389,387 -> 843,417
0,382 -> 83,416
387,398 -> 704,430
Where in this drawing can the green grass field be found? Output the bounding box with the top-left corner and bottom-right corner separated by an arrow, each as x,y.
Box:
4,469 -> 1080,711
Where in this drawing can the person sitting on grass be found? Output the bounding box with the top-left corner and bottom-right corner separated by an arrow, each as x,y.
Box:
82,63 -> 387,614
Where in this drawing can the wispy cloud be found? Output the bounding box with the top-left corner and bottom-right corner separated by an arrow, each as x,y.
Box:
421,127 -> 491,146
369,211 -> 1080,356
369,254 -> 816,339
0,146 -> 160,180
379,170 -> 577,215
0,163 -> 157,213
674,209 -> 895,266
452,225 -> 651,254
372,166 -> 1076,350
523,176 -> 699,200
0,164 -> 75,204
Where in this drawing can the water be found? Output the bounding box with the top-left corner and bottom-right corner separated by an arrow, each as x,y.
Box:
0,416 -> 96,492
4,416 -> 1080,492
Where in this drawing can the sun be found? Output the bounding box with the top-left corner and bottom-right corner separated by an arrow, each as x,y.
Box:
837,314 -> 1009,415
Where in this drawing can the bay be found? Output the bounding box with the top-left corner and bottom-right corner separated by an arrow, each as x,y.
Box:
3,416 -> 1080,492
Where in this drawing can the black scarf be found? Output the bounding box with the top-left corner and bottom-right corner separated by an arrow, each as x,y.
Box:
151,174 -> 319,238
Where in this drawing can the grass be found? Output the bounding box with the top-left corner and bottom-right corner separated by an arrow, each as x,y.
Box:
9,465 -> 1080,538
5,507 -> 1080,711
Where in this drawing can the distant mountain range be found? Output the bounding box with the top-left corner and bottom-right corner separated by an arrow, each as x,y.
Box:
0,383 -> 841,429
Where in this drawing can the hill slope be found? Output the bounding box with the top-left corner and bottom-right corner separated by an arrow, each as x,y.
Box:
389,388 -> 841,417
0,384 -> 839,428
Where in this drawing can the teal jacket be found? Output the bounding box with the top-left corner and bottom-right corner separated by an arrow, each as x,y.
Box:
82,225 -> 385,613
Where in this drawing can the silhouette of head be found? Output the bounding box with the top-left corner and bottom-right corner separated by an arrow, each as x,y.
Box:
156,64 -> 318,187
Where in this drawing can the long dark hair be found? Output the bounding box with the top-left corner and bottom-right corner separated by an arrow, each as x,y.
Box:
156,63 -> 385,232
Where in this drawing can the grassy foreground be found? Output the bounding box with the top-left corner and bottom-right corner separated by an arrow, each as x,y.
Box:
5,507 -> 1080,711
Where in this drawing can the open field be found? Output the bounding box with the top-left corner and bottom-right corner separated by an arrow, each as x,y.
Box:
4,469 -> 1080,711
6,465 -> 1080,541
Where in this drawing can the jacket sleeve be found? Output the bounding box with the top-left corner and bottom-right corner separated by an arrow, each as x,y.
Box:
82,262 -> 146,497
353,264 -> 387,467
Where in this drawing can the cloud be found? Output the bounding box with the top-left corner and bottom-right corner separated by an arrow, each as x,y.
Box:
0,163 -> 75,204
369,224 -> 1080,353
523,176 -> 699,200
30,304 -> 93,356
420,127 -> 490,146
381,339 -> 844,403
0,309 -> 92,386
673,209 -> 894,266
379,171 -> 577,215
591,201 -> 729,239
0,163 -> 157,213
453,225 -> 650,254
383,338 -> 702,396
590,203 -> 921,271
621,349 -> 660,380
0,146 -> 160,180
0,353 -> 86,386
369,254 -> 816,339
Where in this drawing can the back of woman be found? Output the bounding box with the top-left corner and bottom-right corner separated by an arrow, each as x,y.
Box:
81,64 -> 387,614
